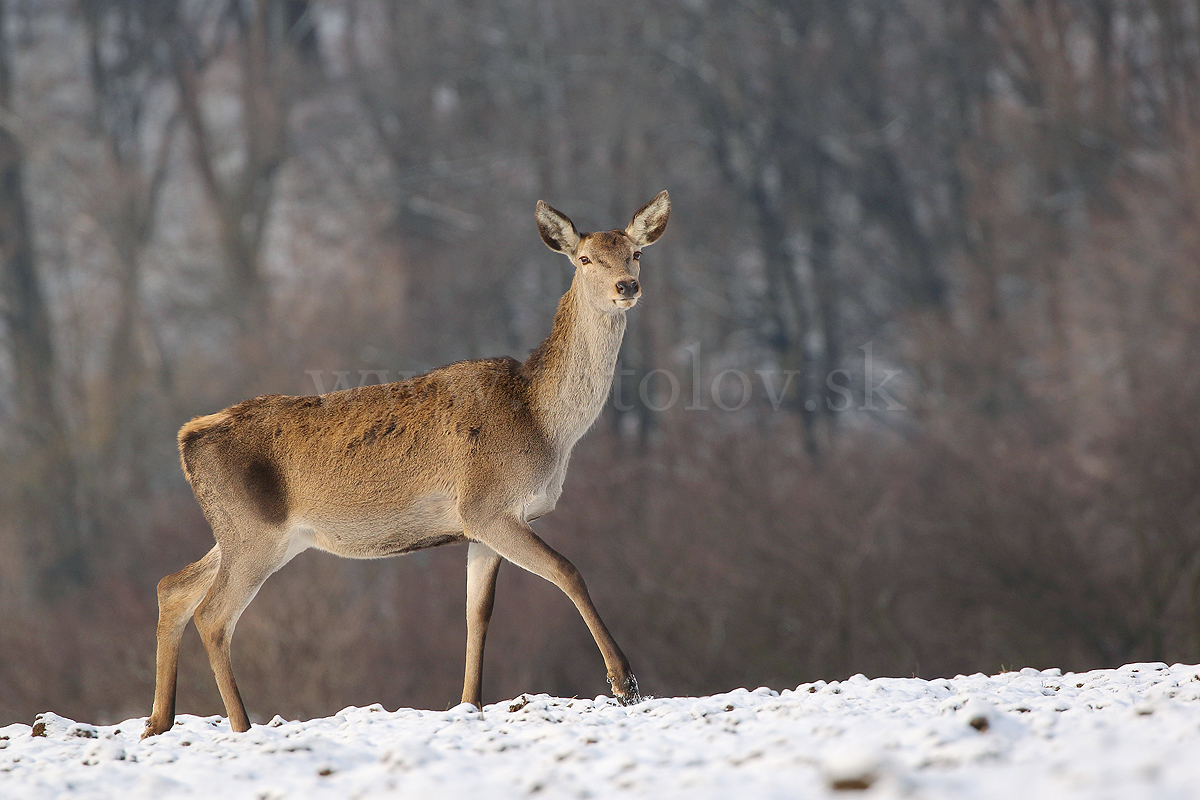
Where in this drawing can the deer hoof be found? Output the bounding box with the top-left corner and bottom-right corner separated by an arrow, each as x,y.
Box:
141,719 -> 168,739
613,674 -> 642,705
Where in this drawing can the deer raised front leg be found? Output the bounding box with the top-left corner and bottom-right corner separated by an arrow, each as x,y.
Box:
462,506 -> 640,705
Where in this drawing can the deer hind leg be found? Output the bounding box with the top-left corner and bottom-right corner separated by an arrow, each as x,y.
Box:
143,545 -> 221,738
461,541 -> 502,708
464,511 -> 641,705
192,535 -> 292,733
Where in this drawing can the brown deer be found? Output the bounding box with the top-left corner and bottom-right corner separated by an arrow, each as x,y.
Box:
143,191 -> 670,737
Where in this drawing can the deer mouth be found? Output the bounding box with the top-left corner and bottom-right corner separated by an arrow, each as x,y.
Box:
614,297 -> 639,309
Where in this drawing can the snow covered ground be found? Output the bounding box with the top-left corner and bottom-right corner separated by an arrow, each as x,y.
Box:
4,662 -> 1200,799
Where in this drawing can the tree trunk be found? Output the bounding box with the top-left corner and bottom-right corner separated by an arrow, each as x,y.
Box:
0,2 -> 84,593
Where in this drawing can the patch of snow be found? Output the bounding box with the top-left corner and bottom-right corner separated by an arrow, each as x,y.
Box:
3,663 -> 1200,798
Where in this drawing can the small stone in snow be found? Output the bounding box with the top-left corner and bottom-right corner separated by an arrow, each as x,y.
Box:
831,776 -> 874,791
824,749 -> 884,792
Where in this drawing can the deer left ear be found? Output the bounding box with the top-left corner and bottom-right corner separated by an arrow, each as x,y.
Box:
536,200 -> 581,254
626,190 -> 670,247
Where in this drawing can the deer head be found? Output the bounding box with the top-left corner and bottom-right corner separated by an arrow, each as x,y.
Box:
535,191 -> 671,314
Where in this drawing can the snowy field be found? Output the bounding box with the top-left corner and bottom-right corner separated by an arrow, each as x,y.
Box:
4,663 -> 1200,799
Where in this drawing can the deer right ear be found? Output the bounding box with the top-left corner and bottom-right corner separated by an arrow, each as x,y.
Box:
626,190 -> 670,247
535,201 -> 580,254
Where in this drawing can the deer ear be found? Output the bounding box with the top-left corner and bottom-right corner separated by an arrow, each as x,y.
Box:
626,190 -> 670,247
535,201 -> 580,254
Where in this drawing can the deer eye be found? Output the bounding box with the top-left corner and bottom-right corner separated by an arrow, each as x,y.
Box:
632,251 -> 641,260
579,256 -> 590,265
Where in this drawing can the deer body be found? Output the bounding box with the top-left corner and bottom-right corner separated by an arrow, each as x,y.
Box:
144,192 -> 669,737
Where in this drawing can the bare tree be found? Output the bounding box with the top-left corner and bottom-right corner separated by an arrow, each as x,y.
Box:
78,0 -> 179,498
0,0 -> 83,593
166,0 -> 313,340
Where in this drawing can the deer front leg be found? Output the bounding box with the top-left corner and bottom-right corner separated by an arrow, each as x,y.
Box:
463,509 -> 641,705
461,541 -> 503,708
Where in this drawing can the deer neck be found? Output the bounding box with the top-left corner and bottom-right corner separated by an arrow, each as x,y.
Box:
524,276 -> 626,452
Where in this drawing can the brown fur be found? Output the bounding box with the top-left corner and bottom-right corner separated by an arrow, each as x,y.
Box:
143,191 -> 670,737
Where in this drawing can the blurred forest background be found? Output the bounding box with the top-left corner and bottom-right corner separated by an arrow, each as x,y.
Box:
2,0 -> 1200,726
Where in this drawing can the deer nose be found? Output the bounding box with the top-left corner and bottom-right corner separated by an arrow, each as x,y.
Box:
616,278 -> 640,297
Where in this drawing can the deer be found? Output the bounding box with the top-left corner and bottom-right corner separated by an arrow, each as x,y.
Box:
142,191 -> 670,738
